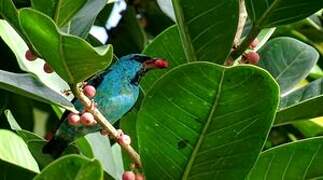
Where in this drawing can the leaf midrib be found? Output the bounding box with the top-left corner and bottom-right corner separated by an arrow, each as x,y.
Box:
59,36 -> 75,83
181,69 -> 225,179
256,0 -> 281,27
171,0 -> 197,62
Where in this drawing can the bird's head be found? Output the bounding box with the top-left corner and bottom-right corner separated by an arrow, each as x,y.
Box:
118,54 -> 168,85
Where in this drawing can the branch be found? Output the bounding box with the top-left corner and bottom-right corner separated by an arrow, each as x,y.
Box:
70,83 -> 142,168
233,0 -> 248,48
231,25 -> 260,60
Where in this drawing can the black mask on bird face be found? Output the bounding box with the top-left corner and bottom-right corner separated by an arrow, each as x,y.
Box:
130,54 -> 169,85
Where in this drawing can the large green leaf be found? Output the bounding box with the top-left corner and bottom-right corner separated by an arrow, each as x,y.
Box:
31,0 -> 86,27
171,0 -> 239,63
0,0 -> 22,35
258,37 -> 319,94
34,155 -> 103,180
247,138 -> 323,179
69,0 -> 107,38
18,8 -> 113,83
141,25 -> 186,91
0,129 -> 40,173
0,20 -> 72,97
0,70 -> 74,111
245,0 -> 323,28
138,63 -> 279,179
275,78 -> 323,125
85,132 -> 123,180
5,110 -> 56,168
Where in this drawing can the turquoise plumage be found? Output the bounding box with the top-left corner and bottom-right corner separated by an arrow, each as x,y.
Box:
43,54 -> 168,157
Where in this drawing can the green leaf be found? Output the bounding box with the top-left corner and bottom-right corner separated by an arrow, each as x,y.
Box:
138,63 -> 279,179
34,155 -> 103,180
4,110 -> 55,169
0,0 -> 21,35
0,20 -> 72,97
69,0 -> 107,38
247,138 -> 323,179
258,37 -> 319,94
245,0 -> 323,28
0,129 -> 40,173
0,159 -> 37,179
74,137 -> 94,158
18,8 -> 113,83
109,6 -> 146,57
171,0 -> 239,63
27,140 -> 55,169
275,78 -> 323,125
85,133 -> 123,179
293,118 -> 323,137
141,25 -> 186,91
0,70 -> 74,111
31,0 -> 87,27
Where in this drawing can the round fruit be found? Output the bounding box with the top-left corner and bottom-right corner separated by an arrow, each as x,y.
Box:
67,113 -> 81,126
244,52 -> 260,65
25,50 -> 37,61
80,112 -> 96,126
83,85 -> 96,98
118,134 -> 131,145
43,63 -> 54,73
122,171 -> 135,180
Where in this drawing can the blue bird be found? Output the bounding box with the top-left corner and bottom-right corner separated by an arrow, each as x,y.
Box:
43,54 -> 168,157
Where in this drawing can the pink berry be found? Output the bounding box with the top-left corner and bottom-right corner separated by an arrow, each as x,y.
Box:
67,113 -> 81,126
80,112 -> 96,126
25,50 -> 37,61
244,52 -> 260,65
135,174 -> 145,180
83,85 -> 96,98
43,63 -> 54,73
118,134 -> 131,145
122,171 -> 135,180
250,38 -> 259,49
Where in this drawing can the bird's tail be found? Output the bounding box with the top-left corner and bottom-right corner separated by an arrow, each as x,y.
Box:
42,137 -> 69,158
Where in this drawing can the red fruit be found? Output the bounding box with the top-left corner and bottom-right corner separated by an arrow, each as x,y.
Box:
43,63 -> 54,73
45,132 -> 53,141
67,113 -> 81,126
154,59 -> 168,68
122,171 -> 135,180
80,112 -> 96,126
25,50 -> 37,61
118,134 -> 131,145
244,52 -> 260,65
83,85 -> 96,98
135,174 -> 145,180
250,38 -> 259,49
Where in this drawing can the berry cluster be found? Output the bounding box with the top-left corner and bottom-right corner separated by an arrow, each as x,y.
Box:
67,85 -> 97,126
